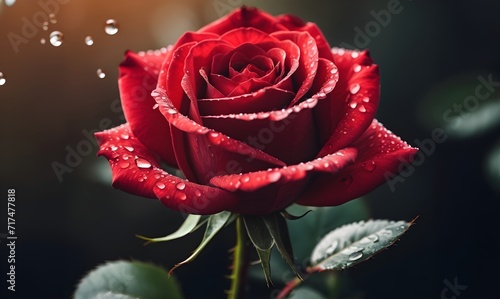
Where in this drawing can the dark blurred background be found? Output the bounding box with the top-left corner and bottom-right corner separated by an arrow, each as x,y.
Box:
0,0 -> 499,298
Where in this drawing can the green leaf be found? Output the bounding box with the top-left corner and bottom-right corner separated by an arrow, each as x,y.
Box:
263,214 -> 301,278
136,214 -> 206,244
91,292 -> 138,299
310,219 -> 412,272
74,260 -> 183,299
243,216 -> 275,285
170,211 -> 232,273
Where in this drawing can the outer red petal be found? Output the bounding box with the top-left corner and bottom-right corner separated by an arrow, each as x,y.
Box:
95,123 -> 238,215
119,50 -> 177,166
210,148 -> 357,214
199,6 -> 288,35
297,120 -> 418,207
316,48 -> 380,156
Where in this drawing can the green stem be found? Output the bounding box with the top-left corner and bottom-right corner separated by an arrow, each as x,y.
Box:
228,217 -> 248,299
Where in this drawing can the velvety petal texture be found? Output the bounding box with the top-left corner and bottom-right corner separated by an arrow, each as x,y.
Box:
95,7 -> 418,215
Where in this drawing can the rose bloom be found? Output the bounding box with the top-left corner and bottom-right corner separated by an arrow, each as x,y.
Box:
96,7 -> 417,215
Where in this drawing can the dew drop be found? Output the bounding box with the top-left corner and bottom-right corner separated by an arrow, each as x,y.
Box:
152,104 -> 159,110
368,234 -> 379,242
84,36 -> 94,46
156,182 -> 166,189
104,19 -> 119,35
348,250 -> 363,261
353,64 -> 362,73
177,192 -> 187,201
49,31 -> 63,47
362,161 -> 376,172
176,182 -> 186,191
97,68 -> 106,79
241,175 -> 250,183
120,133 -> 129,140
118,161 -> 130,169
167,108 -> 177,115
358,105 -> 367,113
362,97 -> 370,103
110,145 -> 118,151
194,190 -> 202,197
350,83 -> 360,95
349,101 -> 358,109
325,240 -> 338,255
124,146 -> 134,152
351,51 -> 359,58
0,72 -> 6,86
267,172 -> 281,182
135,158 -> 151,169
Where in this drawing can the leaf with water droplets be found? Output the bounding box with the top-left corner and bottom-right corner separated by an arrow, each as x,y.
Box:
169,211 -> 232,274
136,214 -> 206,244
309,219 -> 412,273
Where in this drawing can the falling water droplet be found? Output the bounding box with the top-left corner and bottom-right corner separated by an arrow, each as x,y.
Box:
176,182 -> 186,191
97,68 -> 106,79
0,72 -> 6,86
84,36 -> 94,46
350,83 -> 360,95
348,250 -> 363,261
104,19 -> 119,35
156,182 -> 166,189
362,161 -> 376,172
135,158 -> 151,169
358,105 -> 367,113
49,31 -> 63,47
49,13 -> 57,24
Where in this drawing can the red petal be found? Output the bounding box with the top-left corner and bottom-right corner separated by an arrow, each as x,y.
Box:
297,120 -> 418,206
210,148 -> 357,214
152,89 -> 286,183
118,50 -> 177,166
95,123 -> 238,215
271,31 -> 319,106
199,7 -> 287,35
316,48 -> 380,156
276,14 -> 334,61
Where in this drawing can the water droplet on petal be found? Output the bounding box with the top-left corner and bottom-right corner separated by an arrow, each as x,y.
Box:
156,182 -> 166,189
121,133 -> 129,140
194,190 -> 202,197
358,105 -> 367,113
241,175 -> 250,183
351,51 -> 359,58
104,19 -> 119,35
49,31 -> 63,47
362,97 -> 370,103
167,108 -> 177,115
362,161 -> 376,172
349,101 -> 358,109
97,68 -> 106,79
152,103 -> 159,110
353,64 -> 362,72
348,250 -> 363,261
0,72 -> 6,86
124,146 -> 134,152
118,161 -> 130,169
84,36 -> 94,46
177,192 -> 187,201
135,158 -> 151,169
350,83 -> 360,95
267,172 -> 281,182
176,182 -> 186,190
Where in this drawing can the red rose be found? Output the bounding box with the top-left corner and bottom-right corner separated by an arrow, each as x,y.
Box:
96,7 -> 417,215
